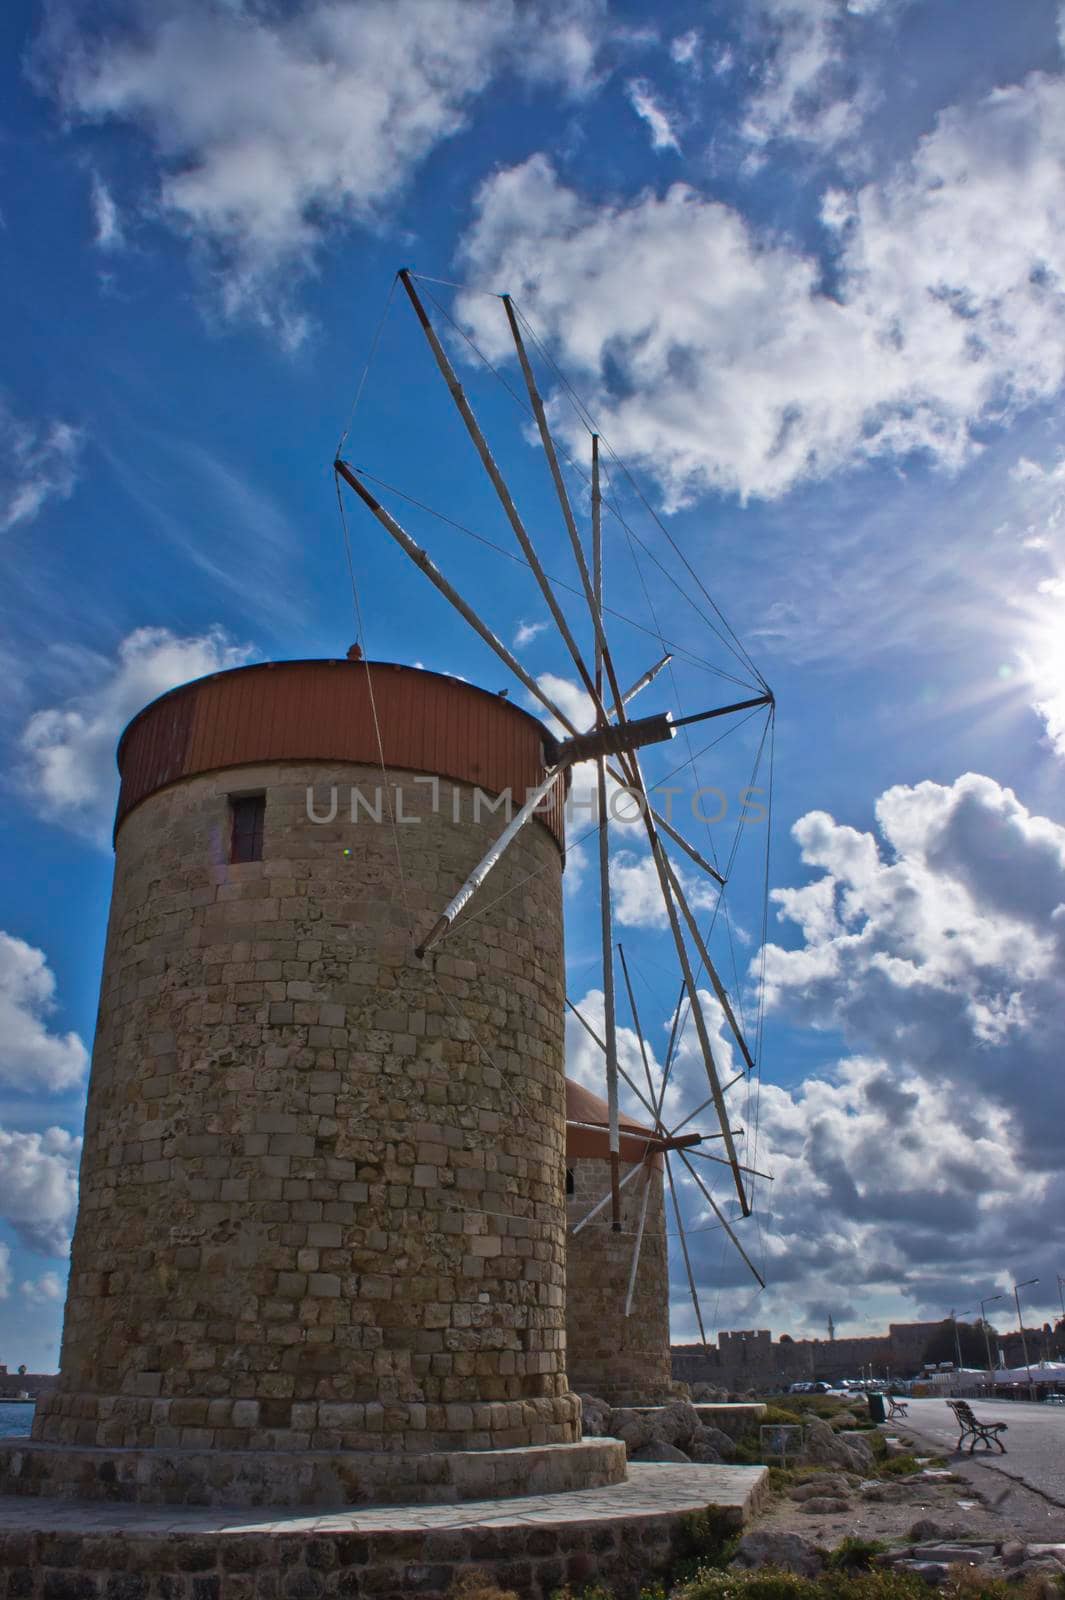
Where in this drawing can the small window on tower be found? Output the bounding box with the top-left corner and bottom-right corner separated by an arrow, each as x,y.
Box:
565,1168 -> 575,1196
230,794 -> 265,863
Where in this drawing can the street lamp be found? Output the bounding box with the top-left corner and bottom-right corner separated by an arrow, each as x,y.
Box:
980,1293 -> 1005,1390
949,1308 -> 974,1382
1012,1279 -> 1039,1398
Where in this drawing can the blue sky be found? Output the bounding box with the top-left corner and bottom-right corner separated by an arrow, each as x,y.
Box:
3,0 -> 1065,1371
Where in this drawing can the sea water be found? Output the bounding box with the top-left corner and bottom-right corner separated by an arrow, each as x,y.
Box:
0,1402 -> 34,1438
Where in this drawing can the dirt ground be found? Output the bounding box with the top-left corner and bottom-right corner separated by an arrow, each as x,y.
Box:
754,1448 -> 1065,1550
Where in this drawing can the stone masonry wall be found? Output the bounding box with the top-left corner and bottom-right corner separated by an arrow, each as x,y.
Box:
565,1155 -> 673,1403
35,762 -> 579,1454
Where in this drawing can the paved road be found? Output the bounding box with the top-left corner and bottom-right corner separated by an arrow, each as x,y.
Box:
902,1397 -> 1065,1508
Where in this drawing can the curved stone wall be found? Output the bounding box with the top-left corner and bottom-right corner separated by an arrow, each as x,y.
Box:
35,757 -> 577,1453
565,1155 -> 674,1404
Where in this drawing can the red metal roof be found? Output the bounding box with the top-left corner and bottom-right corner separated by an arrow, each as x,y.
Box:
114,658 -> 567,848
565,1077 -> 663,1166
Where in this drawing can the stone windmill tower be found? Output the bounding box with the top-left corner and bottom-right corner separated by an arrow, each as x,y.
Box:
564,1080 -> 677,1404
23,657 -> 623,1505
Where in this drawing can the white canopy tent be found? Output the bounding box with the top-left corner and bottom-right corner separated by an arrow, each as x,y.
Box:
991,1362 -> 1065,1386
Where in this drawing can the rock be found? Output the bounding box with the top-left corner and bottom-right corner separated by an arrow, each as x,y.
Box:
910,1544 -> 997,1566
802,1416 -> 872,1473
861,1480 -> 925,1503
691,1383 -> 728,1402
631,1440 -> 691,1463
731,1531 -> 824,1577
691,1424 -> 736,1460
791,1475 -> 853,1502
908,1520 -> 965,1543
896,1562 -> 949,1585
1001,1542 -> 1029,1569
610,1409 -> 653,1453
799,1496 -> 851,1515
577,1394 -> 612,1438
652,1400 -> 700,1447
1014,1558 -> 1065,1581
840,1430 -> 877,1471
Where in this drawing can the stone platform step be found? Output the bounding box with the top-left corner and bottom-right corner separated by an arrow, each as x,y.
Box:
0,1462 -> 769,1600
0,1436 -> 624,1508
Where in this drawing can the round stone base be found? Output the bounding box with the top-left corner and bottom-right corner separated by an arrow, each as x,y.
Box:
0,1462 -> 769,1600
32,1390 -> 581,1453
0,1436 -> 625,1508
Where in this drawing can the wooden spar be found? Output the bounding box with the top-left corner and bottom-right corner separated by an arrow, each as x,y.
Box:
563,998 -> 663,1129
665,1151 -> 708,1348
591,434 -> 621,1232
670,1080 -> 745,1138
602,758 -> 727,885
504,300 -> 623,714
334,461 -> 579,738
414,764 -> 564,959
397,272 -> 599,704
688,1146 -> 774,1183
617,943 -> 663,1130
646,809 -> 726,888
618,747 -> 751,1215
571,1158 -> 645,1235
672,692 -> 773,729
610,653 -> 672,717
678,1148 -> 765,1288
625,1163 -> 653,1317
661,851 -> 756,1073
566,1121 -> 702,1155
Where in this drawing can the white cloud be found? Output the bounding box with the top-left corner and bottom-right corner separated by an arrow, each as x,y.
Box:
625,78 -> 681,152
998,451 -> 1065,756
670,30 -> 700,68
20,1271 -> 64,1305
38,0 -> 606,343
1,402 -> 84,532
0,1248 -> 10,1301
89,170 -> 123,250
458,73 -> 1065,504
514,618 -> 551,648
609,847 -> 717,929
20,625 -> 255,843
665,770 -> 1065,1330
741,0 -> 905,154
0,935 -> 87,1094
0,1126 -> 81,1257
763,774 -> 1065,1158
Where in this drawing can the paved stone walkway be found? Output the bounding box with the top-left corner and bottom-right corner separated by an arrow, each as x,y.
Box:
0,1461 -> 768,1535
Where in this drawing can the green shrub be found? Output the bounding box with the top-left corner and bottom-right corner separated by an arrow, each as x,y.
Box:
447,1573 -> 520,1600
547,1586 -> 614,1600
761,1405 -> 809,1427
675,1570 -> 931,1600
826,1539 -> 888,1574
878,1454 -> 922,1477
677,1506 -> 743,1567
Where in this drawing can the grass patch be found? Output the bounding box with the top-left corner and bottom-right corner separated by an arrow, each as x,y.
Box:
878,1454 -> 922,1477
447,1574 -> 520,1600
825,1539 -> 889,1574
673,1572 -> 933,1600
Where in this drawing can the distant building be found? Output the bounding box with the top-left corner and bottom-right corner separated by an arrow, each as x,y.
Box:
673,1319 -> 953,1388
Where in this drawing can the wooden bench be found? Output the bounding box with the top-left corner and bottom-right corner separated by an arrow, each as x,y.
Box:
886,1396 -> 908,1419
946,1399 -> 1008,1453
